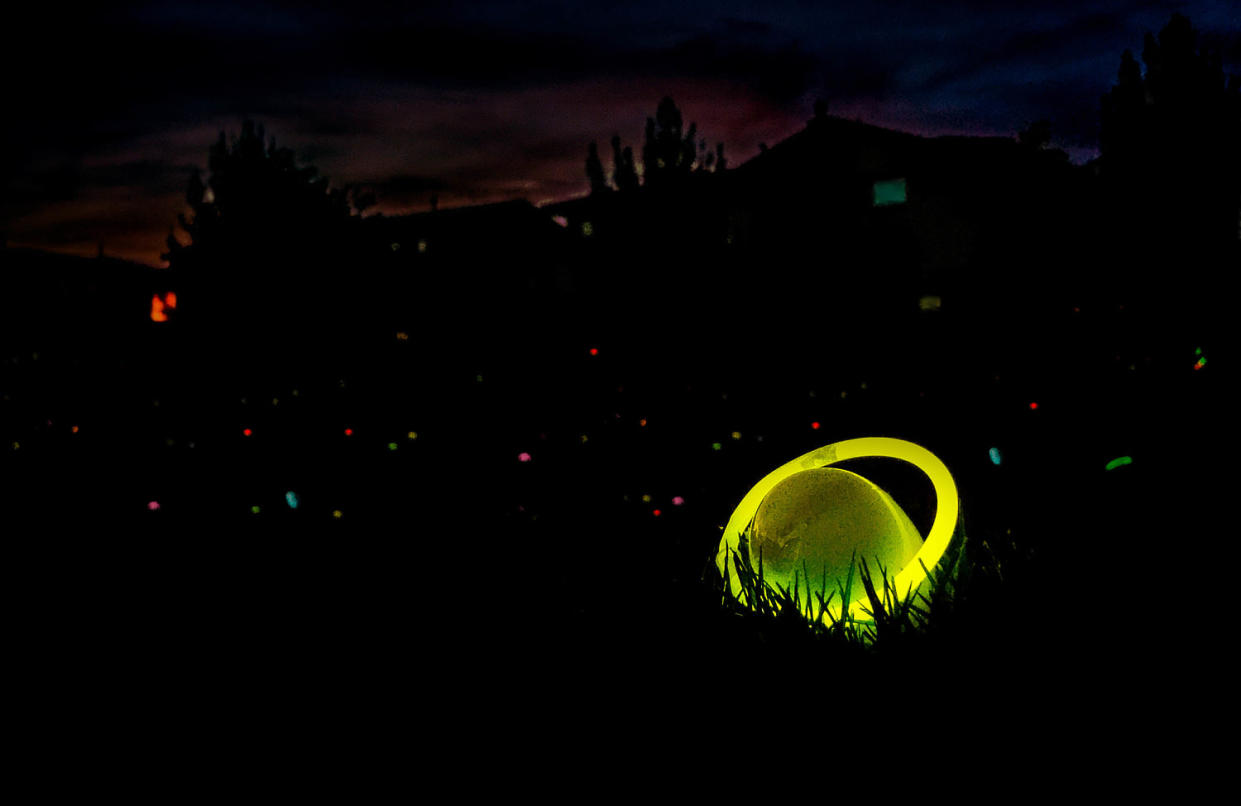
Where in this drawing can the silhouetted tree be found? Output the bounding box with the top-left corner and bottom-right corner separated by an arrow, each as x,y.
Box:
610,135 -> 639,192
162,120 -> 371,361
1098,13 -> 1240,336
585,98 -> 725,192
1100,13 -> 1240,242
586,141 -> 608,195
642,97 -> 698,189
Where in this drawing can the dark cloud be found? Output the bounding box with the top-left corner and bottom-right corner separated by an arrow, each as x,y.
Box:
720,17 -> 774,35
1198,29 -> 1241,68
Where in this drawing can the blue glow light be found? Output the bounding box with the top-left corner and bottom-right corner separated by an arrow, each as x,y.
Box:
989,447 -> 1002,466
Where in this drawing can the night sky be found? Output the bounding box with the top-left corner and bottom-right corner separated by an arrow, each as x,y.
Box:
4,0 -> 1239,266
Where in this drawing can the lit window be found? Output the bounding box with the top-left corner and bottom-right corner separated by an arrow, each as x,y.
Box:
872,178 -> 907,207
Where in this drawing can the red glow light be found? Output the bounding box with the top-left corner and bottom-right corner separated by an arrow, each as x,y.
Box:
150,292 -> 177,322
811,421 -> 821,430
344,428 -> 353,436
1029,402 -> 1039,411
653,509 -> 662,517
589,348 -> 598,356
243,428 -> 252,436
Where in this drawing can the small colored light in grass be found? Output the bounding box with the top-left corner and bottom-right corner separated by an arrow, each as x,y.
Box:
286,491 -> 299,509
811,421 -> 821,430
388,442 -> 398,451
581,221 -> 593,237
391,242 -> 400,251
552,215 -> 568,228
147,500 -> 160,511
396,332 -> 409,341
1194,347 -> 1202,356
639,418 -> 647,427
417,239 -> 427,253
251,505 -> 261,515
10,441 -> 18,450
989,447 -> 1002,466
641,494 -> 652,503
344,428 -> 353,436
150,294 -> 168,322
332,510 -> 343,519
580,434 -> 588,444
672,496 -> 685,506
589,347 -> 598,356
476,374 -> 484,383
1194,358 -> 1206,370
71,425 -> 79,434
731,431 -> 742,440
712,442 -> 722,451
1028,402 -> 1039,411
653,509 -> 661,517
518,452 -> 532,462
1105,456 -> 1133,471
407,431 -> 418,440
292,389 -> 299,397
243,428 -> 252,437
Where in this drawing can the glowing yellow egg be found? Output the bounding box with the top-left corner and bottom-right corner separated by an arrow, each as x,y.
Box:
749,467 -> 922,601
